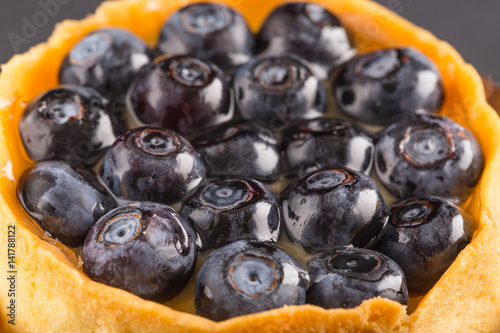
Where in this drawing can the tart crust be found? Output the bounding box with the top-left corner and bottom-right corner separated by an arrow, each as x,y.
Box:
1,0 -> 500,332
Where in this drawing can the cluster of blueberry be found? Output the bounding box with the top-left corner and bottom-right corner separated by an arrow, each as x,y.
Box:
17,1 -> 484,321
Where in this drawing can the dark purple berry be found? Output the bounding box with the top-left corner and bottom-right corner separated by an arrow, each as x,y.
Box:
192,122 -> 284,182
59,28 -> 154,99
375,113 -> 484,201
181,177 -> 280,249
256,2 -> 355,79
83,202 -> 198,302
18,160 -> 115,247
233,54 -> 326,131
19,85 -> 125,167
280,167 -> 388,253
99,127 -> 206,204
195,240 -> 309,321
376,196 -> 474,293
127,55 -> 233,135
307,247 -> 409,309
334,48 -> 444,125
157,3 -> 254,72
282,117 -> 374,175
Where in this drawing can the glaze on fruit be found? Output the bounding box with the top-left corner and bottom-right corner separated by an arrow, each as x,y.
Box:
83,202 -> 198,302
280,167 -> 388,253
127,55 -> 233,135
19,85 -> 125,166
100,127 -> 206,203
375,113 -> 484,201
195,240 -> 309,321
181,177 -> 280,249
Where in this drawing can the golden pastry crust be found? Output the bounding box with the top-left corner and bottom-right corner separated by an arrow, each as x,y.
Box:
1,0 -> 500,332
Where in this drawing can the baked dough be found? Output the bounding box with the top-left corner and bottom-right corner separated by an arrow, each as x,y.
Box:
1,0 -> 500,332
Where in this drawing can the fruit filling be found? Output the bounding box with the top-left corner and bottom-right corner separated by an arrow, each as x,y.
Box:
83,202 -> 198,302
127,55 -> 233,135
333,48 -> 444,125
376,197 -> 475,293
59,28 -> 155,99
307,247 -> 409,309
181,177 -> 280,249
19,85 -> 125,166
233,54 -> 327,129
256,2 -> 356,79
158,2 -> 255,72
194,240 -> 308,321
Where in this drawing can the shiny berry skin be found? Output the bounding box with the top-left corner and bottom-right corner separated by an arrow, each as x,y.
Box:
195,240 -> 309,321
192,122 -> 284,182
127,55 -> 233,135
100,127 -> 206,204
59,28 -> 154,99
375,113 -> 484,201
376,197 -> 474,293
19,85 -> 125,167
334,48 -> 444,125
282,118 -> 374,175
256,2 -> 355,79
181,178 -> 280,249
18,161 -> 115,247
233,54 -> 326,130
83,202 -> 198,302
280,168 -> 388,253
306,247 -> 409,309
157,3 -> 254,72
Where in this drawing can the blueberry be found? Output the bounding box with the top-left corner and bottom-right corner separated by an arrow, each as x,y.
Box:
280,167 -> 388,253
282,118 -> 374,175
18,161 -> 115,247
181,177 -> 280,249
83,202 -> 198,302
157,3 -> 254,72
256,2 -> 355,79
233,54 -> 326,131
376,196 -> 474,293
127,55 -> 233,135
59,28 -> 154,99
192,122 -> 284,182
333,48 -> 444,125
306,247 -> 409,309
195,240 -> 308,321
99,127 -> 206,204
375,113 -> 484,201
19,85 -> 125,167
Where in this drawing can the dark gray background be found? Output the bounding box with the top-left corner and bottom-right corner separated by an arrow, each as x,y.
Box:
1,0 -> 499,82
